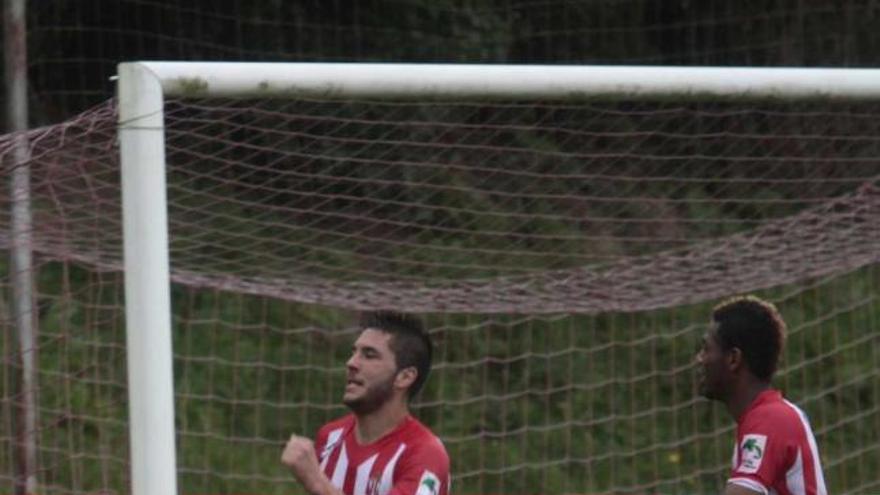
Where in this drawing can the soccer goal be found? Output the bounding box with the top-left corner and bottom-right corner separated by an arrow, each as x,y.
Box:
115,62 -> 880,495
2,63 -> 879,495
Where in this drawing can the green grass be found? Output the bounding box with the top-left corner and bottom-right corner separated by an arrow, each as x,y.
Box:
4,261 -> 877,494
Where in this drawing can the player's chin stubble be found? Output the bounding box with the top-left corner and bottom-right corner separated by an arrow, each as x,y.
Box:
344,375 -> 395,415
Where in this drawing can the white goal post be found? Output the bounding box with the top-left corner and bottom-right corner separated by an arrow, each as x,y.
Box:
115,62 -> 880,495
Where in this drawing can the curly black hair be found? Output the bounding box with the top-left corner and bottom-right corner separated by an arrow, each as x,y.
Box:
712,295 -> 786,381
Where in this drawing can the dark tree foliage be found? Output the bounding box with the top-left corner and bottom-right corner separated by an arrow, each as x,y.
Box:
6,0 -> 879,124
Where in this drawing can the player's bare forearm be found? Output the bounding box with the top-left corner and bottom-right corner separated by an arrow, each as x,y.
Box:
298,474 -> 346,495
281,434 -> 345,495
722,482 -> 764,495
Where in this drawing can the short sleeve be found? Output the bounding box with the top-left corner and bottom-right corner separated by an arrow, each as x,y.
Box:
388,438 -> 450,495
728,420 -> 796,491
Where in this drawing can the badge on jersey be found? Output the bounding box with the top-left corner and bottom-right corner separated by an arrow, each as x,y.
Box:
737,434 -> 767,473
415,470 -> 441,495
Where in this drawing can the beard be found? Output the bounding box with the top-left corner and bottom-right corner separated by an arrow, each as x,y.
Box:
697,368 -> 726,401
343,373 -> 396,415
698,379 -> 717,400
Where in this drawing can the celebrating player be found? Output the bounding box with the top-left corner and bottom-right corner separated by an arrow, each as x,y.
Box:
282,311 -> 449,495
696,295 -> 827,495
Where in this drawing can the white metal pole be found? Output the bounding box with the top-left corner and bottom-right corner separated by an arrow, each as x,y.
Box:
4,0 -> 37,493
140,62 -> 880,101
117,62 -> 178,495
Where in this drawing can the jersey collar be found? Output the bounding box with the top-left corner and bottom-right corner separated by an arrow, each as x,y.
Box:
738,388 -> 782,424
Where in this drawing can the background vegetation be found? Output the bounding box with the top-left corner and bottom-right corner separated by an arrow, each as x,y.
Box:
2,1 -> 880,494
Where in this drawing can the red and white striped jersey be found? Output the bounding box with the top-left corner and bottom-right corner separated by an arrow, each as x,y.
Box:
316,414 -> 450,495
728,389 -> 827,495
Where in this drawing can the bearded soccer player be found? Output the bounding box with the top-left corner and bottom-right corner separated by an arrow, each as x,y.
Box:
282,311 -> 449,495
696,296 -> 827,495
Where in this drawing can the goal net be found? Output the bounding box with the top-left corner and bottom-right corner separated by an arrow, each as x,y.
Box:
2,78 -> 879,494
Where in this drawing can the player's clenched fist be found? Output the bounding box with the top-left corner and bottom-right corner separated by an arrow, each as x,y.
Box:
281,435 -> 320,485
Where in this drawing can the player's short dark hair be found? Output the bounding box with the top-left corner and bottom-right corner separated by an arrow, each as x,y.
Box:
359,310 -> 433,399
711,295 -> 785,381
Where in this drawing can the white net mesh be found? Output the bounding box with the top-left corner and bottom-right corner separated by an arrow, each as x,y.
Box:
1,97 -> 879,494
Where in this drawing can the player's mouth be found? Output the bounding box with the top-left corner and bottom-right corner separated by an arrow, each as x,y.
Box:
346,378 -> 364,390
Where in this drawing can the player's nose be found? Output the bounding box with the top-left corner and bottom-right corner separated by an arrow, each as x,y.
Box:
346,352 -> 359,370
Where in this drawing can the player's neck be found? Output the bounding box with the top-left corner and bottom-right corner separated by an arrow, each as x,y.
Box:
354,399 -> 410,445
726,380 -> 772,421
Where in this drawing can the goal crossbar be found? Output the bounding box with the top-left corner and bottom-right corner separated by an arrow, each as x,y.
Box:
131,62 -> 880,100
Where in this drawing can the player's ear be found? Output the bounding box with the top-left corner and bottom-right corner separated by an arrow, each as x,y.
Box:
726,347 -> 744,372
394,366 -> 417,390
